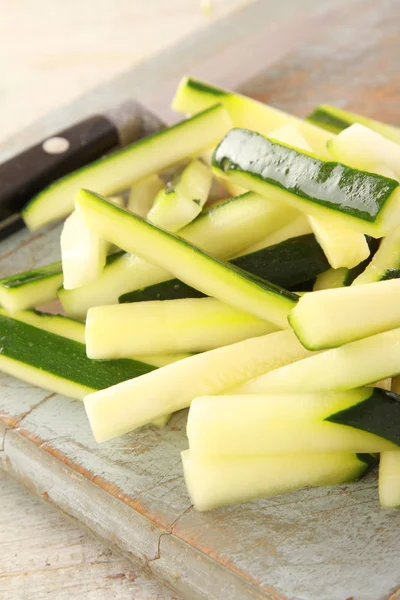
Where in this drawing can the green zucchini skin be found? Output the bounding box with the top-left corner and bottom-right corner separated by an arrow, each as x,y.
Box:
11,309 -> 85,343
233,235 -> 329,288
188,389 -> 400,457
0,251 -> 125,315
343,237 -> 380,285
0,260 -> 64,313
352,227 -> 400,285
314,238 -> 380,290
1,251 -> 123,292
173,77 -> 333,157
380,269 -> 400,280
356,453 -> 379,471
76,190 -> 298,329
120,280 -> 205,303
0,261 -> 62,288
212,128 -> 399,224
313,238 -> 379,289
179,78 -> 228,98
22,104 -> 232,231
307,105 -> 400,144
306,107 -> 349,134
59,191 -> 294,319
0,311 -> 154,393
327,388 -> 400,447
119,234 -> 329,303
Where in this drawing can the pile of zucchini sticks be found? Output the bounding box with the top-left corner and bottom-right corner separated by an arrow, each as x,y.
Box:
1,77 -> 400,511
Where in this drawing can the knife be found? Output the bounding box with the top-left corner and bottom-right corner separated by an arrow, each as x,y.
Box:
0,101 -> 165,239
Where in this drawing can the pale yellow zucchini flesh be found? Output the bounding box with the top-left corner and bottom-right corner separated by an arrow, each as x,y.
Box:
83,330 -> 313,442
182,450 -> 368,511
86,297 -> 278,358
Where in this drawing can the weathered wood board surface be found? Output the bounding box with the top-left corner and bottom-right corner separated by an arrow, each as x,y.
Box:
1,1 -> 400,599
0,469 -> 180,600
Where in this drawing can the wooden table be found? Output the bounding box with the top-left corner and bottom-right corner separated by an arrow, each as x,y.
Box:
0,470 -> 180,599
0,2 -> 247,598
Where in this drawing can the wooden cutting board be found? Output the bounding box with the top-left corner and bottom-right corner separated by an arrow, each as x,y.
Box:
1,1 -> 400,599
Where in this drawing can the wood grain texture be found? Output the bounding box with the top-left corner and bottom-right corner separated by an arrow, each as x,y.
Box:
1,1 -> 400,599
239,0 -> 400,124
4,395 -> 400,600
0,469 -> 180,600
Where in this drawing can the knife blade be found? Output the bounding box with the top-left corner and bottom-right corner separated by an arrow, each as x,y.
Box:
0,101 -> 165,239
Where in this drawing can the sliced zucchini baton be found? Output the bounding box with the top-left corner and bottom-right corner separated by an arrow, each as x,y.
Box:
119,234 -> 330,302
212,128 -> 400,237
331,239 -> 380,286
289,278 -> 400,350
61,208 -> 108,290
182,450 -> 369,512
333,236 -> 382,286
242,214 -> 312,254
61,195 -> 125,291
269,123 -> 370,269
22,104 -> 232,230
152,414 -> 173,429
313,254 -> 381,289
59,191 -> 295,319
0,309 -> 155,400
147,159 -> 212,231
172,77 -> 333,156
84,329 -> 313,442
127,174 -> 164,217
313,268 -> 348,291
352,226 -> 400,285
10,309 -> 85,343
187,388 -> 400,457
307,215 -> 370,269
59,251 -> 171,321
119,280 -> 205,303
0,261 -> 63,313
75,190 -> 298,328
379,451 -> 400,509
10,308 -> 187,369
236,328 -> 400,394
327,123 -> 400,180
86,297 -> 278,358
175,191 -> 297,257
307,104 -> 400,143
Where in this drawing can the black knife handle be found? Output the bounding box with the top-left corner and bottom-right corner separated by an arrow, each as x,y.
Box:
0,115 -> 119,219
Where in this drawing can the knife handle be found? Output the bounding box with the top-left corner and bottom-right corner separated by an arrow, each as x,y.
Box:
0,115 -> 119,218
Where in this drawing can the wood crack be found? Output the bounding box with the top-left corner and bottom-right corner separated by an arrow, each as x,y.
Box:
13,392 -> 56,429
149,504 -> 194,563
0,221 -> 60,267
0,231 -> 46,265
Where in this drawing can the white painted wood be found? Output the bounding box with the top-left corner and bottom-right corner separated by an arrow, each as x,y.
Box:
0,469 -> 180,600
